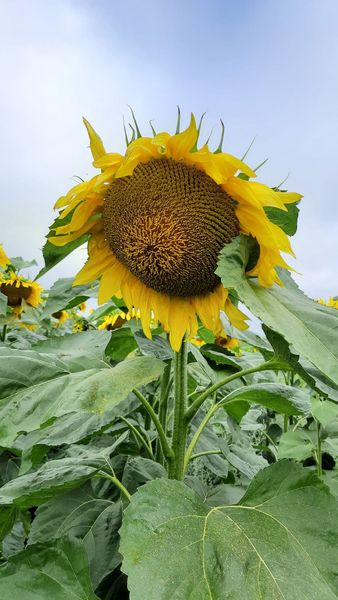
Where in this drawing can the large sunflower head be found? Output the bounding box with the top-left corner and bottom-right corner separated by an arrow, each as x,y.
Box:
0,271 -> 43,315
48,112 -> 301,351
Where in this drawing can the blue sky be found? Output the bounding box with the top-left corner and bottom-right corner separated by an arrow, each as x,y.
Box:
1,0 -> 337,300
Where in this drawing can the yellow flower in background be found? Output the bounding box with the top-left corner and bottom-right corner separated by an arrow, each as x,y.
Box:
52,310 -> 69,325
215,335 -> 240,352
0,271 -> 43,315
48,113 -> 301,351
98,310 -> 129,330
0,244 -> 10,269
73,321 -> 86,332
17,321 -> 38,332
78,302 -> 87,311
318,296 -> 338,310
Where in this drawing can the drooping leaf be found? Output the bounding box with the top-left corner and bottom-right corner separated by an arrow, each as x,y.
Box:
0,348 -> 164,447
223,382 -> 311,421
217,237 -> 338,388
0,537 -> 98,600
0,453 -> 107,508
120,462 -> 338,599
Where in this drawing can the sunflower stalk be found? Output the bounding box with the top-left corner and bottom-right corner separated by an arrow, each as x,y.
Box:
155,364 -> 172,464
168,341 -> 188,480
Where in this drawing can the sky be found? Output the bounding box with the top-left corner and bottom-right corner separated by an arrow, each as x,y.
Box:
0,0 -> 337,301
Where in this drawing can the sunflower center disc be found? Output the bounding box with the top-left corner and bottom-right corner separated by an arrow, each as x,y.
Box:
103,158 -> 239,297
0,282 -> 31,306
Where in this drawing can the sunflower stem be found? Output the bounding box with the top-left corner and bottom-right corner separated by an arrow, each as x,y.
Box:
168,340 -> 188,480
155,364 -> 171,464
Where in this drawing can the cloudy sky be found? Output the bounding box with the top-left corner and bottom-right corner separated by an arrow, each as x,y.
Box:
1,0 -> 337,300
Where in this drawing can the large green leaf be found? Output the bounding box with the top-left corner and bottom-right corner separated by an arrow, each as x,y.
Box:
0,348 -> 164,447
120,462 -> 338,599
0,453 -> 107,508
29,483 -> 122,590
223,382 -> 311,421
216,236 -> 338,388
0,537 -> 98,600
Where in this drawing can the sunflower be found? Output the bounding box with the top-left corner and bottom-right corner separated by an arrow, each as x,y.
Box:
48,113 -> 301,351
98,310 -> 130,331
0,244 -> 10,269
52,310 -> 69,325
215,335 -> 240,351
0,271 -> 43,315
318,296 -> 338,310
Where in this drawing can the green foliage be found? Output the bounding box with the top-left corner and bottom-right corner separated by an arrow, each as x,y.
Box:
1,248 -> 338,598
217,235 -> 338,388
120,462 -> 338,599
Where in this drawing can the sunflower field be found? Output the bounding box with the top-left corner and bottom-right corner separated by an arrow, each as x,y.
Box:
0,113 -> 338,600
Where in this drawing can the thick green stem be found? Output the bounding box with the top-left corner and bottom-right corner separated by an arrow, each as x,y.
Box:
156,364 -> 171,464
184,360 -> 277,423
168,341 -> 188,480
132,388 -> 174,463
316,419 -> 322,477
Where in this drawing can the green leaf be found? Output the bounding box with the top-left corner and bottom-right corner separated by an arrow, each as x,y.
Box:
217,240 -> 338,388
278,430 -> 316,461
0,453 -> 107,508
120,462 -> 338,599
29,483 -> 122,590
0,348 -> 164,447
311,397 -> 338,427
0,537 -> 98,600
37,207 -> 91,280
265,201 -> 300,236
105,328 -> 138,361
134,331 -> 173,360
33,330 -> 111,370
42,277 -> 96,317
0,292 -> 7,315
224,382 -> 310,421
0,507 -> 16,542
8,257 -> 37,272
121,457 -> 167,495
262,326 -> 338,401
199,344 -> 242,370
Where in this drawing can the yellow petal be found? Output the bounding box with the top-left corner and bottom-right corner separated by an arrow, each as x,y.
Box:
92,153 -> 123,169
167,113 -> 198,160
224,299 -> 248,331
83,117 -> 106,161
